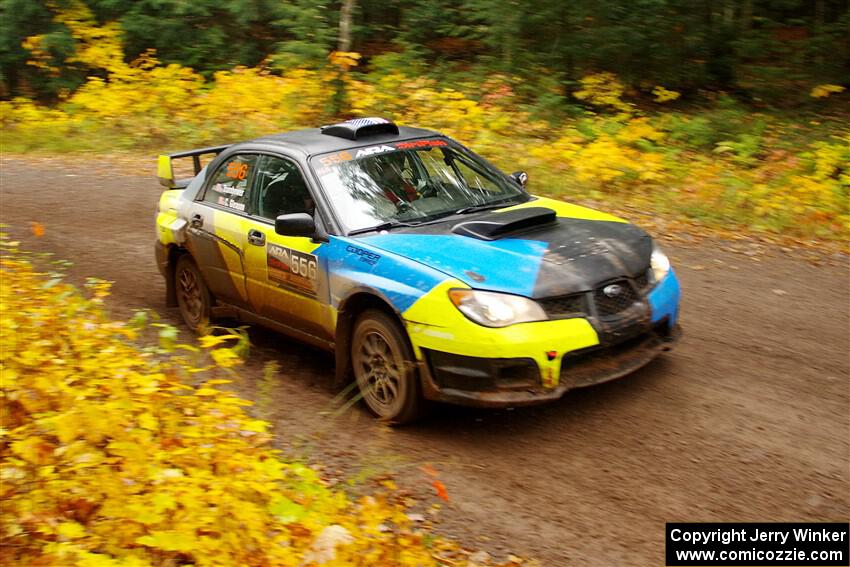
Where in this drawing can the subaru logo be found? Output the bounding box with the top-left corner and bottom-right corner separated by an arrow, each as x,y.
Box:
603,284 -> 623,298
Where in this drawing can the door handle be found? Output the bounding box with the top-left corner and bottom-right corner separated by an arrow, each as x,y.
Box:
190,213 -> 204,228
247,229 -> 266,246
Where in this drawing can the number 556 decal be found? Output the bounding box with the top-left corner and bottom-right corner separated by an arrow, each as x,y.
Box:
267,244 -> 318,296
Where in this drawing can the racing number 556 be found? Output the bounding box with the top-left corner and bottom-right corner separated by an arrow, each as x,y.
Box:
293,255 -> 317,280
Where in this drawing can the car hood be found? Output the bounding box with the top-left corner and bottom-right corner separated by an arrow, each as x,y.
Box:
359,204 -> 653,298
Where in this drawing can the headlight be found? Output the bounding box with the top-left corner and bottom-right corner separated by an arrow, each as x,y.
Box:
650,243 -> 671,284
448,289 -> 547,327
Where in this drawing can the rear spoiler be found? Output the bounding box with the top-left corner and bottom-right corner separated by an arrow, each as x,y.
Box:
157,145 -> 230,188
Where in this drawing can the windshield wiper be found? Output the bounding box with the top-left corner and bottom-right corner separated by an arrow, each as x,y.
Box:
347,220 -> 423,236
454,199 -> 520,215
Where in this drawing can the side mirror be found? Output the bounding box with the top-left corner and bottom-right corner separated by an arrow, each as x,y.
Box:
275,213 -> 316,237
510,171 -> 529,189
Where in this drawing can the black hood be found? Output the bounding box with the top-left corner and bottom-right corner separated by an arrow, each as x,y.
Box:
520,215 -> 651,297
361,207 -> 653,299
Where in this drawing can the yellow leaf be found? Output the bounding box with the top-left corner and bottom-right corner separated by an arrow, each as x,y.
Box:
199,334 -> 240,348
138,412 -> 158,430
242,419 -> 269,433
152,492 -> 177,513
136,530 -> 196,552
194,387 -> 219,396
11,436 -> 52,464
57,521 -> 86,540
53,412 -> 80,443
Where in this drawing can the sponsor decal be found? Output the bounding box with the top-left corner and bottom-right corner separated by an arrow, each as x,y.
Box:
345,245 -> 381,266
319,150 -> 354,167
225,161 -> 249,180
354,145 -> 396,159
318,140 -> 447,168
394,139 -> 447,150
216,184 -> 244,197
216,195 -> 245,211
267,244 -> 318,295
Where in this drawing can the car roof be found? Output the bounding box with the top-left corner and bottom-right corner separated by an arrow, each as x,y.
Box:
243,125 -> 442,157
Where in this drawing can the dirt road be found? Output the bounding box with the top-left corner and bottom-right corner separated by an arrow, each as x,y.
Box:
2,156 -> 848,565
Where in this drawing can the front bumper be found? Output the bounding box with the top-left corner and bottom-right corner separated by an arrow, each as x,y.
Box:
418,320 -> 680,407
407,270 -> 682,407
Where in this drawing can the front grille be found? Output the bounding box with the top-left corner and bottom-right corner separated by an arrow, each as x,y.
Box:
594,280 -> 639,317
538,293 -> 587,319
538,272 -> 648,320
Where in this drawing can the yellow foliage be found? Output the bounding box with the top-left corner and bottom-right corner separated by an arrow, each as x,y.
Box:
0,245 -> 504,566
809,84 -> 846,98
329,51 -> 362,71
573,72 -> 635,114
616,117 -> 665,144
652,86 -> 681,103
748,135 -> 850,226
530,121 -> 666,188
24,0 -> 127,77
21,35 -> 60,74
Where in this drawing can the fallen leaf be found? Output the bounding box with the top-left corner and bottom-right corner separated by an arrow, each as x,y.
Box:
421,464 -> 438,477
432,480 -> 449,501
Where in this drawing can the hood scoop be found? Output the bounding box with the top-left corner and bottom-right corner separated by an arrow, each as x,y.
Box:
452,207 -> 557,241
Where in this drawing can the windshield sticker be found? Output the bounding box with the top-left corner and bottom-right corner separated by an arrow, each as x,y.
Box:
395,139 -> 447,150
225,161 -> 249,180
318,140 -> 448,167
354,145 -> 396,159
267,244 -> 318,296
319,150 -> 353,167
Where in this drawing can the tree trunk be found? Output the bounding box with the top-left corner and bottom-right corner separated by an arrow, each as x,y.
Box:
739,0 -> 753,32
338,0 -> 355,52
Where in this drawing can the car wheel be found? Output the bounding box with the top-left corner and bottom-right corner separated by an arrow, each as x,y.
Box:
351,309 -> 424,425
175,255 -> 211,333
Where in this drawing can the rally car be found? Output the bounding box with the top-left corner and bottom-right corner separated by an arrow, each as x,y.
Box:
155,117 -> 681,424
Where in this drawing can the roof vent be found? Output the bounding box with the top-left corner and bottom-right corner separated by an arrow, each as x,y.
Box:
320,117 -> 399,140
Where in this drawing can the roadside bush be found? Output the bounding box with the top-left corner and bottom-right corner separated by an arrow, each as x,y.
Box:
0,242 -> 503,566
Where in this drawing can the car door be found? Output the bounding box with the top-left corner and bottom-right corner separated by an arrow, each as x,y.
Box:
184,153 -> 259,308
242,154 -> 334,341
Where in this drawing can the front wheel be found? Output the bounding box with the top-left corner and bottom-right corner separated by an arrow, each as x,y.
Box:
175,255 -> 211,333
351,309 -> 424,425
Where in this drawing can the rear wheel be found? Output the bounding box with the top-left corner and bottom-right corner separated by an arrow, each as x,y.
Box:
351,309 -> 424,425
175,255 -> 211,333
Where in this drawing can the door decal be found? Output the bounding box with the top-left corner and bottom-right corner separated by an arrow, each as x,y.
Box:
267,244 -> 318,296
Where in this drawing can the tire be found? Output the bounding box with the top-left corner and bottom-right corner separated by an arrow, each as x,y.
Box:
351,309 -> 425,425
174,255 -> 212,333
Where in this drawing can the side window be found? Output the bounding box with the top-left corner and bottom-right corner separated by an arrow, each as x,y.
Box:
254,156 -> 315,220
203,154 -> 258,213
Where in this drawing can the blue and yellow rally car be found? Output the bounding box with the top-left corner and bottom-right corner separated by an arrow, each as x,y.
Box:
155,117 -> 681,423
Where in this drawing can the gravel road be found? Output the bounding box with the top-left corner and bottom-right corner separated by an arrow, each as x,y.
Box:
2,155 -> 847,565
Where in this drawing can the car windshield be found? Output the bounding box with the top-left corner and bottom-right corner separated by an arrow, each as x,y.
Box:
310,138 -> 528,233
